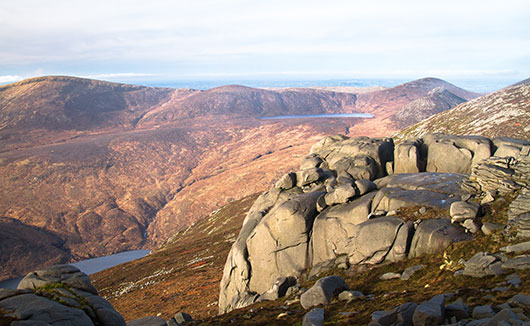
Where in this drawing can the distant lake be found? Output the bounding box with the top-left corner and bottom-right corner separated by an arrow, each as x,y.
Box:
0,250 -> 150,289
260,113 -> 374,120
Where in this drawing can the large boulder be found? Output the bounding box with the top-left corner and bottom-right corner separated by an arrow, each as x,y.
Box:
0,291 -> 95,326
371,187 -> 457,212
329,155 -> 379,180
422,134 -> 491,174
412,294 -> 446,326
303,307 -> 325,326
300,153 -> 326,170
296,168 -> 332,187
310,136 -> 394,179
17,264 -> 98,295
346,216 -> 414,265
300,276 -> 349,309
218,189 -> 286,313
394,139 -> 422,174
493,137 -> 530,157
463,252 -> 503,277
385,172 -> 468,196
246,191 -> 322,294
1,266 -> 125,326
370,173 -> 467,212
324,183 -> 357,206
409,219 -> 471,258
311,193 -> 376,265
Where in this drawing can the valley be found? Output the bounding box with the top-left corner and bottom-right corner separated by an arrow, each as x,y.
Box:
0,76 -> 481,281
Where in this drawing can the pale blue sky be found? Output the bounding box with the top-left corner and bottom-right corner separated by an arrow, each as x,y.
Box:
1,0 -> 529,89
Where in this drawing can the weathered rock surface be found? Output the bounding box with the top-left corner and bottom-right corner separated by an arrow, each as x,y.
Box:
246,191 -> 322,294
310,136 -> 394,179
466,156 -> 530,195
422,134 -> 491,174
409,219 -> 471,258
493,137 -> 530,157
371,302 -> 417,326
393,139 -> 422,174
502,255 -> 530,270
128,316 -> 167,326
463,252 -> 503,277
218,133 -> 530,313
0,265 -> 125,326
300,276 -> 349,309
347,217 -> 414,265
412,294 -> 446,326
450,201 -> 480,223
259,276 -> 297,301
302,307 -> 325,326
445,299 -> 470,320
17,264 -> 98,295
472,305 -> 495,319
508,189 -> 530,238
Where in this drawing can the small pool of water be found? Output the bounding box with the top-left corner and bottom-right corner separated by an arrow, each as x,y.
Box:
0,249 -> 150,289
260,113 -> 374,120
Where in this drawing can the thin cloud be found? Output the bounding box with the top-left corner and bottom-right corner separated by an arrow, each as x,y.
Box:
0,1 -> 529,80
82,73 -> 160,80
0,75 -> 23,84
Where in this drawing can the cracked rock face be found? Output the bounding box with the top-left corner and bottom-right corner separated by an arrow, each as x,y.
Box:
218,133 -> 530,314
246,191 -> 322,294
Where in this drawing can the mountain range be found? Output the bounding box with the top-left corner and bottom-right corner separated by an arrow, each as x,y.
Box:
0,76 -> 483,280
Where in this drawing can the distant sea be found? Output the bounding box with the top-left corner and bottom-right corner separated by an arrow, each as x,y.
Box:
0,77 -> 515,93
139,78 -> 512,93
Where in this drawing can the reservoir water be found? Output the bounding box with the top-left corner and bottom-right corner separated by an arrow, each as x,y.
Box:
0,249 -> 150,289
260,113 -> 374,120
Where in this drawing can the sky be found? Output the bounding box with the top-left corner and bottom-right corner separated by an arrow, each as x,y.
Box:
1,0 -> 529,90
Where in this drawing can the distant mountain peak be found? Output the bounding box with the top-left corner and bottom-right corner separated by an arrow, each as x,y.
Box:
394,83 -> 530,141
391,87 -> 467,128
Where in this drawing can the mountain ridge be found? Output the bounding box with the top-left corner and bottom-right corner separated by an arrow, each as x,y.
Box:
0,75 -> 480,280
394,83 -> 530,141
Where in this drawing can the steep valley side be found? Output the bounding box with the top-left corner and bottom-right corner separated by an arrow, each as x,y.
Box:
0,117 -> 359,279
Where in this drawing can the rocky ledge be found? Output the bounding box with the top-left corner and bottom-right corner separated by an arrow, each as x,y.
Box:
218,133 -> 530,314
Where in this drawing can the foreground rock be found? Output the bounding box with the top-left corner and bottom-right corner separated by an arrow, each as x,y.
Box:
0,265 -> 125,325
370,293 -> 529,326
219,133 -> 530,314
303,308 -> 325,326
300,276 -> 349,309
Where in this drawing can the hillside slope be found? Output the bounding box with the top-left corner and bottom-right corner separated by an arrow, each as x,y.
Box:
136,85 -> 358,125
394,83 -> 530,141
91,194 -> 259,320
0,76 -> 175,130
